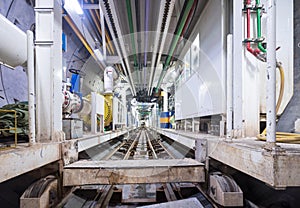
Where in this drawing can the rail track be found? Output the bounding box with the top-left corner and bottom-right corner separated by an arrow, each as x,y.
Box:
58,127 -> 215,208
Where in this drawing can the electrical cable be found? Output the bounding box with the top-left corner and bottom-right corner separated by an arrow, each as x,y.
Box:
6,0 -> 15,18
257,63 -> 300,143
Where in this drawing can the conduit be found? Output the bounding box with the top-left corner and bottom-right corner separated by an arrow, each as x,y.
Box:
126,0 -> 138,67
135,0 -> 142,90
156,0 -> 194,90
148,0 -> 173,96
101,0 -> 136,95
256,0 -> 266,53
257,63 -> 300,143
169,0 -> 197,64
144,0 -> 150,89
245,0 -> 260,56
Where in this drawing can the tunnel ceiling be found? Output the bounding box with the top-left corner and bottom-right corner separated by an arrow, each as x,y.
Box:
64,0 -> 207,100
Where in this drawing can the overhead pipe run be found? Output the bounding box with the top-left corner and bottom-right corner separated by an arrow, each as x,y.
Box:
0,13 -> 27,67
143,0 -> 150,89
256,0 -> 266,53
245,0 -> 260,57
244,0 -> 266,60
156,0 -> 195,90
101,0 -> 136,95
147,0 -> 167,95
135,0 -> 142,91
148,0 -> 175,96
126,0 -> 139,90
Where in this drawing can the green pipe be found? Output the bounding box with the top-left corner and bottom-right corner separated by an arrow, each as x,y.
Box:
126,0 -> 138,66
156,0 -> 194,89
256,0 -> 266,53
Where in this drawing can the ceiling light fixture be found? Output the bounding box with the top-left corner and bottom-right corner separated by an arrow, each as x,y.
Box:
65,0 -> 83,15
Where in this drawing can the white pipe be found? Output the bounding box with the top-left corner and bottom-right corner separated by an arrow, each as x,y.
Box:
27,30 -> 36,144
266,0 -> 277,143
0,13 -> 27,67
226,34 -> 233,139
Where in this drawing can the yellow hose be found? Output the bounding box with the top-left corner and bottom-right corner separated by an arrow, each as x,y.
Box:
257,63 -> 300,143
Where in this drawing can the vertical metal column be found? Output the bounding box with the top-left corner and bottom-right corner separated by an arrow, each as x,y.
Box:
27,30 -> 36,144
226,35 -> 233,139
232,0 -> 243,138
266,0 -> 277,143
35,0 -> 63,141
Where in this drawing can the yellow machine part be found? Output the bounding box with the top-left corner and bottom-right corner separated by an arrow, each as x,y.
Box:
104,95 -> 113,127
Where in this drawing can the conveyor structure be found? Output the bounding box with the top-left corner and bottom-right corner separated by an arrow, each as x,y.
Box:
0,0 -> 299,207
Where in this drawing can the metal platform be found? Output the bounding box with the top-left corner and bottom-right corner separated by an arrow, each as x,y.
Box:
0,143 -> 60,183
155,128 -> 300,188
63,158 -> 205,186
0,130 -> 129,183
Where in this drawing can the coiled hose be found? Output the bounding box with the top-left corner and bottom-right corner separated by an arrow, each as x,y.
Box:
257,63 -> 300,143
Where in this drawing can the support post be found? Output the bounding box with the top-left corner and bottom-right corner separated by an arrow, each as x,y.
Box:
27,30 -> 36,145
226,34 -> 233,139
266,0 -> 277,143
35,0 -> 63,142
232,0 -> 243,138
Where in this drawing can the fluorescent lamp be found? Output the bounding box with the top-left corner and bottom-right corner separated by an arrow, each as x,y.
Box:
65,0 -> 83,15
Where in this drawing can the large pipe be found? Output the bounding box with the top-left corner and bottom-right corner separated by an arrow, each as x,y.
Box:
0,13 -> 27,67
266,0 -> 276,143
27,30 -> 36,144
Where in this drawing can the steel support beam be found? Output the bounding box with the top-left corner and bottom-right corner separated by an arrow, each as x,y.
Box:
35,0 -> 63,141
232,0 -> 244,138
266,0 -> 277,143
63,159 -> 204,186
